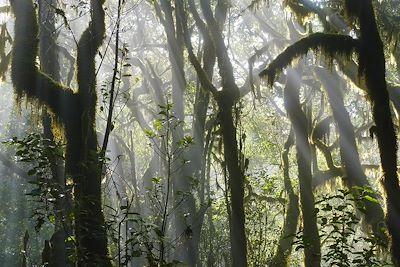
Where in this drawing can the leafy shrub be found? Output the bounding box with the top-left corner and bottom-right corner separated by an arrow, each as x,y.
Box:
293,188 -> 392,266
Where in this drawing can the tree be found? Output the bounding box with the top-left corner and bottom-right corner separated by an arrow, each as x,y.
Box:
283,68 -> 321,266
269,129 -> 300,266
38,0 -> 71,264
10,0 -> 111,265
260,0 -> 400,264
177,0 -> 248,265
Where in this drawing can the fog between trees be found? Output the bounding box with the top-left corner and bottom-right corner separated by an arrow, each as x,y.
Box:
0,0 -> 400,266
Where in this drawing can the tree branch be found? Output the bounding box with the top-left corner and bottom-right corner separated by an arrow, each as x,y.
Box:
176,1 -> 218,96
259,33 -> 360,85
10,0 -> 77,124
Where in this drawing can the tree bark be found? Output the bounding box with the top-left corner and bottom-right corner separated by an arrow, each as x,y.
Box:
315,67 -> 387,243
269,129 -> 300,266
349,1 -> 400,264
284,69 -> 320,267
10,0 -> 111,265
218,96 -> 247,267
177,1 -> 248,265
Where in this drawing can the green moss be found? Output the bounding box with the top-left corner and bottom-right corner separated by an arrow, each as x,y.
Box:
11,1 -> 111,264
10,0 -> 76,124
259,33 -> 360,86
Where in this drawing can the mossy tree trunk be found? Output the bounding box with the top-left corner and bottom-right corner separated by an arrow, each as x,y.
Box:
38,0 -> 72,265
315,67 -> 387,244
177,0 -> 248,265
284,69 -> 320,267
217,93 -> 247,267
269,129 -> 300,266
260,0 -> 400,262
352,1 -> 400,264
10,0 -> 111,265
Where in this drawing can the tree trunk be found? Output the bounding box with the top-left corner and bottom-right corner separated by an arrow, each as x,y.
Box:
284,69 -> 320,267
218,95 -> 247,267
10,0 -> 111,265
177,0 -> 248,264
72,0 -> 110,263
269,129 -> 300,266
38,0 -> 71,265
350,1 -> 400,264
315,67 -> 387,243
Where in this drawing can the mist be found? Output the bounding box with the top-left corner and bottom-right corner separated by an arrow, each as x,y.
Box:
0,0 -> 399,266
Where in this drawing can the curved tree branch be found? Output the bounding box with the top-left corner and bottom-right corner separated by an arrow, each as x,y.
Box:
259,33 -> 360,85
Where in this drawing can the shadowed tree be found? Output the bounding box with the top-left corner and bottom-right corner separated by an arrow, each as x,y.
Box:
10,0 -> 111,265
260,0 -> 400,264
283,69 -> 321,266
38,0 -> 72,265
269,128 -> 300,266
152,1 -> 200,263
176,0 -> 248,265
314,67 -> 387,244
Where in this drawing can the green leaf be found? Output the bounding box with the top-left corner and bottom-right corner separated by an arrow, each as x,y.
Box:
144,128 -> 156,138
66,235 -> 76,243
153,119 -> 163,131
363,195 -> 379,204
151,176 -> 162,184
48,214 -> 55,224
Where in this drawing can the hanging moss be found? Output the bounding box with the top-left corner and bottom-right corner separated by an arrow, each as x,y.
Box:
10,0 -> 76,124
10,0 -> 76,169
259,33 -> 360,86
283,0 -> 313,23
0,23 -> 11,80
247,0 -> 311,22
10,0 -> 111,264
